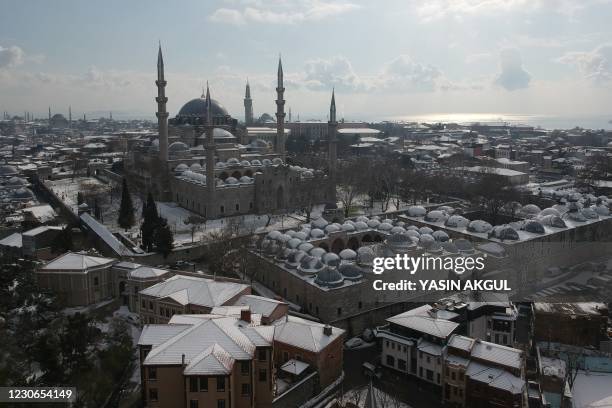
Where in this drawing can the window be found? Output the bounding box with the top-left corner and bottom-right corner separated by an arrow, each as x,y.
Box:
141,299 -> 146,308
419,367 -> 423,377
391,343 -> 395,350
337,308 -> 342,316
148,367 -> 157,380
451,372 -> 456,380
358,301 -> 362,309
149,301 -> 154,310
199,376 -> 208,392
240,361 -> 249,375
241,383 -> 250,396
220,206 -> 224,214
216,376 -> 225,391
385,341 -> 389,348
190,377 -> 198,392
426,356 -> 430,364
258,349 -> 266,361
235,203 -> 239,211
217,400 -> 226,408
190,400 -> 199,408
459,372 -> 464,381
503,335 -> 508,345
93,277 -> 99,286
386,355 -> 395,367
259,369 -> 267,382
426,370 -> 434,381
446,367 -> 450,377
437,373 -> 440,384
148,388 -> 158,401
398,359 -> 407,371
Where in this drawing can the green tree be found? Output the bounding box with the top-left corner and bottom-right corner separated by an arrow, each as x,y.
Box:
118,178 -> 135,230
140,191 -> 160,252
153,218 -> 174,258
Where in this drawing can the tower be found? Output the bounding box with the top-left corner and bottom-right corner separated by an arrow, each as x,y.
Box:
48,106 -> 51,122
156,43 -> 169,162
244,79 -> 253,125
327,89 -> 338,205
68,106 -> 72,131
205,82 -> 216,201
275,56 -> 286,161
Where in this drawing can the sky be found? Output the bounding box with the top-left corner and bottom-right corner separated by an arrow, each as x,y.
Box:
1,0 -> 612,124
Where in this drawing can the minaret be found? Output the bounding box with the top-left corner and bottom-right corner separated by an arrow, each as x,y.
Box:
205,82 -> 216,200
275,56 -> 286,161
328,88 -> 338,204
68,106 -> 72,131
156,43 -> 169,162
244,79 -> 253,125
48,106 -> 51,122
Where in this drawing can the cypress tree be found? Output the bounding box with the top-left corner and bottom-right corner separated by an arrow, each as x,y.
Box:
118,178 -> 135,230
140,191 -> 160,252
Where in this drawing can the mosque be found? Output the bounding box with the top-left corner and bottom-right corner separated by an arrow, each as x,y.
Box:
125,45 -> 338,219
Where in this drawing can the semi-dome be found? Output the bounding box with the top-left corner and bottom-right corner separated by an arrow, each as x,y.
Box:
314,267 -> 344,288
177,97 -> 229,117
168,141 -> 189,153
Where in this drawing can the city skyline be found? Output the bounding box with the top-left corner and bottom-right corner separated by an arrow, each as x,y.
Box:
1,0 -> 612,123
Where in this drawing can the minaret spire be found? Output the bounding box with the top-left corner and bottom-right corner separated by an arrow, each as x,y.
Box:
244,79 -> 253,125
275,55 -> 286,161
205,81 -> 216,202
327,89 -> 338,207
155,42 -> 169,162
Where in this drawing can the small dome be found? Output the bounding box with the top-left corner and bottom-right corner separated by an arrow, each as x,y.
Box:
378,222 -> 393,231
190,163 -> 202,170
310,247 -> 327,258
390,226 -> 406,234
441,241 -> 459,254
425,210 -> 448,223
225,177 -> 239,185
215,161 -> 226,168
341,222 -> 356,232
565,211 -> 587,222
325,224 -> 341,234
367,219 -> 380,228
298,255 -> 325,275
405,230 -> 420,239
432,230 -> 450,242
12,187 -> 33,199
455,239 -> 474,253
310,228 -> 325,239
394,221 -> 405,227
357,246 -> 375,265
298,242 -> 314,252
175,163 -> 189,172
314,267 -> 344,287
311,217 -> 329,229
338,264 -> 363,281
278,233 -> 292,242
354,221 -> 368,230
522,204 -> 541,215
539,214 -> 567,228
489,225 -> 519,240
301,170 -> 314,178
445,215 -> 469,228
294,231 -> 308,240
339,248 -> 357,260
267,230 -> 282,240
581,208 -> 599,219
593,205 -> 610,216
287,238 -> 302,249
437,205 -> 454,214
285,250 -> 307,268
251,159 -> 262,166
524,220 -> 545,234
227,157 -> 240,165
407,205 -> 427,217
6,177 -> 27,186
540,208 -> 561,217
468,220 -> 493,233
419,227 -> 434,235
262,159 -> 272,166
0,165 -> 18,176
405,225 -> 419,231
272,158 -> 283,165
239,176 -> 253,183
382,218 -> 394,225
322,252 -> 341,267
240,160 -> 251,166
419,234 -> 435,248
356,216 -> 369,223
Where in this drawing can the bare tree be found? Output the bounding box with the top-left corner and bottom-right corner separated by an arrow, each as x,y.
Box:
184,214 -> 206,243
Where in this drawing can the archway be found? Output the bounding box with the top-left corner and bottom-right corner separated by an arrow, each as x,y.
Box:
219,172 -> 228,180
362,234 -> 373,243
331,238 -> 345,254
231,170 -> 241,179
245,169 -> 253,177
373,234 -> 383,242
348,237 -> 359,250
318,242 -> 329,251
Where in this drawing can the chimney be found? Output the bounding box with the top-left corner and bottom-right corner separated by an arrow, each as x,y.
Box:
323,325 -> 332,336
241,309 -> 251,323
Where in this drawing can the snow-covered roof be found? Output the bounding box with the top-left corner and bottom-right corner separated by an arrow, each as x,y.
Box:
139,275 -> 248,309
80,212 -> 133,256
273,315 -> 344,353
466,361 -> 525,394
471,340 -> 522,370
22,225 -> 62,237
234,295 -> 286,318
281,359 -> 310,375
387,305 -> 459,339
138,324 -> 192,347
0,232 -> 22,248
129,266 -> 169,280
40,251 -> 115,273
22,204 -> 57,222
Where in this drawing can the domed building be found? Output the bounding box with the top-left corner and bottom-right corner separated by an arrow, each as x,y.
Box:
124,46 -> 337,219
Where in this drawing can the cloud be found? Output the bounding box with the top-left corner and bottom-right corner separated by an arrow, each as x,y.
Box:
494,48 -> 531,91
0,45 -> 25,69
303,56 -> 364,91
378,55 -> 442,92
209,0 -> 360,25
557,44 -> 612,84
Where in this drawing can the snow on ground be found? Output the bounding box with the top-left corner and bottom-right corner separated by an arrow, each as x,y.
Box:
340,384 -> 413,408
46,177 -> 111,214
572,371 -> 612,408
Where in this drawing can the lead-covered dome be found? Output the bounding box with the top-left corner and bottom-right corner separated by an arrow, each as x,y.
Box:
178,97 -> 229,117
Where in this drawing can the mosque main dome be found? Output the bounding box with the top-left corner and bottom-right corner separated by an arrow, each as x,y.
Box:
177,97 -> 229,118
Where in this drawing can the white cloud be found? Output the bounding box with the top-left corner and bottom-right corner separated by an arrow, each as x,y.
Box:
303,56 -> 364,91
378,55 -> 442,92
0,45 -> 25,69
209,0 -> 360,25
557,44 -> 612,84
494,48 -> 531,91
